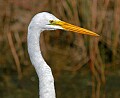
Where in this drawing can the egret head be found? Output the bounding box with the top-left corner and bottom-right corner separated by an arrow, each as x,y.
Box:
29,12 -> 62,30
29,12 -> 99,36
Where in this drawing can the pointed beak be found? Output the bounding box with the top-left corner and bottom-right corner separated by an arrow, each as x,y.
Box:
52,20 -> 99,36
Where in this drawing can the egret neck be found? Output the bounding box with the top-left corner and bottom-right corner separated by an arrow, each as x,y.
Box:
28,27 -> 56,98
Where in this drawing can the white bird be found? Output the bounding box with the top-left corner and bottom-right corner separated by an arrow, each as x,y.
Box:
27,12 -> 99,98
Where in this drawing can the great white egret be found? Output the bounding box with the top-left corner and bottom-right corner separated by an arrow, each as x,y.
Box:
27,12 -> 99,98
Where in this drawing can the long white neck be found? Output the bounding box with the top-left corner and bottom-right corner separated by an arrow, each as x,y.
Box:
27,26 -> 56,98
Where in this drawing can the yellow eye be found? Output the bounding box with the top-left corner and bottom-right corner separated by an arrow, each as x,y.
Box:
49,20 -> 54,24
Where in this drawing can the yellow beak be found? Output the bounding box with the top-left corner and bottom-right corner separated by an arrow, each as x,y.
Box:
52,20 -> 99,36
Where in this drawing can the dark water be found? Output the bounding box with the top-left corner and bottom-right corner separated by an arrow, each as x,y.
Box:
0,69 -> 120,98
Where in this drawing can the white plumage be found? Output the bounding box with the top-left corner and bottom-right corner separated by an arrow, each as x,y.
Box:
27,12 -> 99,98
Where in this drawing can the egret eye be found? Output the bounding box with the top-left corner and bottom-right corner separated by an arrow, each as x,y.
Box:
49,20 -> 54,24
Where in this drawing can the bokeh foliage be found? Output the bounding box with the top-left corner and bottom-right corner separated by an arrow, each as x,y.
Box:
0,0 -> 120,98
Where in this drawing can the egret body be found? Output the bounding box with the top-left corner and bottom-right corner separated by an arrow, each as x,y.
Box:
27,12 -> 99,98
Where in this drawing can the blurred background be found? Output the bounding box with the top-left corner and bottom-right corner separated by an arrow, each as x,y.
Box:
0,0 -> 120,98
